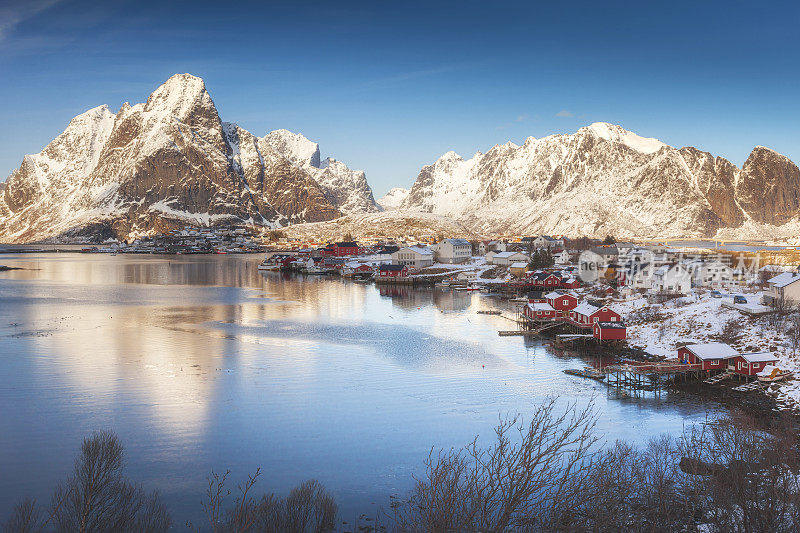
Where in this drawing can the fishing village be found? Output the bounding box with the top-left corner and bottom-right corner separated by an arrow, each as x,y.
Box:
256,234 -> 800,417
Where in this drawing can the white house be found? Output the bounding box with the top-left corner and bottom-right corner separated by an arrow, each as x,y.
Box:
392,245 -> 434,270
490,251 -> 530,266
532,235 -> 564,250
765,271 -> 800,305
652,264 -> 691,294
554,250 -> 571,265
433,238 -> 472,264
683,259 -> 733,287
477,240 -> 506,255
624,262 -> 655,290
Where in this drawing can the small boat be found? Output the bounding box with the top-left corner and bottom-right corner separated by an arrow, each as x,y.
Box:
757,366 -> 794,383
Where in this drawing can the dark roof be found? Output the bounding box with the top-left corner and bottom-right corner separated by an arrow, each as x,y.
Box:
380,264 -> 406,271
591,245 -> 619,256
596,321 -> 626,329
334,241 -> 358,247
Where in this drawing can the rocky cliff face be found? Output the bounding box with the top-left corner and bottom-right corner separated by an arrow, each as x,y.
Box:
0,74 -> 376,243
261,130 -> 379,215
736,147 -> 800,226
401,123 -> 800,238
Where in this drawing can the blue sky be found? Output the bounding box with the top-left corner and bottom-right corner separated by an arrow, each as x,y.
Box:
1,0 -> 798,196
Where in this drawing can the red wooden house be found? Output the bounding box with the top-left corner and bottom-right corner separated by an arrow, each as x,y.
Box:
329,241 -> 359,257
378,264 -> 408,278
569,303 -> 622,329
677,343 -> 739,371
526,271 -> 559,287
729,352 -> 778,376
593,321 -> 627,341
523,302 -> 557,321
545,291 -> 579,318
560,276 -> 580,289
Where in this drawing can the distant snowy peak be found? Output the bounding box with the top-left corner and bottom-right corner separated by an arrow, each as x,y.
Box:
581,122 -> 667,154
377,187 -> 409,210
401,122 -> 800,238
263,129 -> 321,168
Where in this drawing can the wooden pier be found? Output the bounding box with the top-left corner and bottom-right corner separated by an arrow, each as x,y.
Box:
605,361 -> 703,392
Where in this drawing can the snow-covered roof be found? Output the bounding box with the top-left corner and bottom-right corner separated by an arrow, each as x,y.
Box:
510,262 -> 528,268
769,272 -> 800,288
493,251 -> 527,258
443,238 -> 471,246
573,302 -> 599,316
397,245 -> 433,256
544,291 -> 562,299
740,352 -> 778,363
527,302 -> 555,312
684,342 -> 739,360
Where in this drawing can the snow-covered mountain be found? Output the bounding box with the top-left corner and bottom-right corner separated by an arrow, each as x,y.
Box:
401,123 -> 800,238
377,187 -> 409,210
262,129 -> 378,215
0,74 -> 378,243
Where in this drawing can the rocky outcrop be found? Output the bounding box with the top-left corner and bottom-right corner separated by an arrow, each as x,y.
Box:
735,147 -> 800,225
0,74 -> 380,243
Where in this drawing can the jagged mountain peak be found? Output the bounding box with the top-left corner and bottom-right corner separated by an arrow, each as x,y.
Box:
263,129 -> 321,168
0,74 -> 381,243
144,73 -> 213,120
579,122 -> 667,154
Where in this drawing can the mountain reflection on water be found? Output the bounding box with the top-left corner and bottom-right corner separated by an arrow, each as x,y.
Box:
0,253 -> 721,524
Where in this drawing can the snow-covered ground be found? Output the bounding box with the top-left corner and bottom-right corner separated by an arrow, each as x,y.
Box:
616,291 -> 800,407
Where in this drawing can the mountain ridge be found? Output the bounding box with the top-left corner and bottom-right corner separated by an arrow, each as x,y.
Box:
2,75 -> 799,243
400,122 -> 800,239
0,73 -> 378,243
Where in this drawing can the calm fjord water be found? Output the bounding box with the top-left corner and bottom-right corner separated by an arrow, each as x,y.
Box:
0,254 -> 718,524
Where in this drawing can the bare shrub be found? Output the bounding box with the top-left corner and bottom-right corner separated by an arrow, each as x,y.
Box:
679,413 -> 800,533
717,317 -> 744,345
3,431 -> 170,533
200,472 -> 337,533
787,312 -> 800,356
629,305 -> 665,324
2,498 -> 41,533
574,436 -> 693,531
390,398 -> 599,532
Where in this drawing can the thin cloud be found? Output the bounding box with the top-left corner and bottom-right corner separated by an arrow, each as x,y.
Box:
515,113 -> 529,122
555,110 -> 575,118
0,0 -> 61,41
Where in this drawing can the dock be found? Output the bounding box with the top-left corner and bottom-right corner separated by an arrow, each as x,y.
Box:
499,321 -> 562,337
564,368 -> 606,381
605,361 -> 703,391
